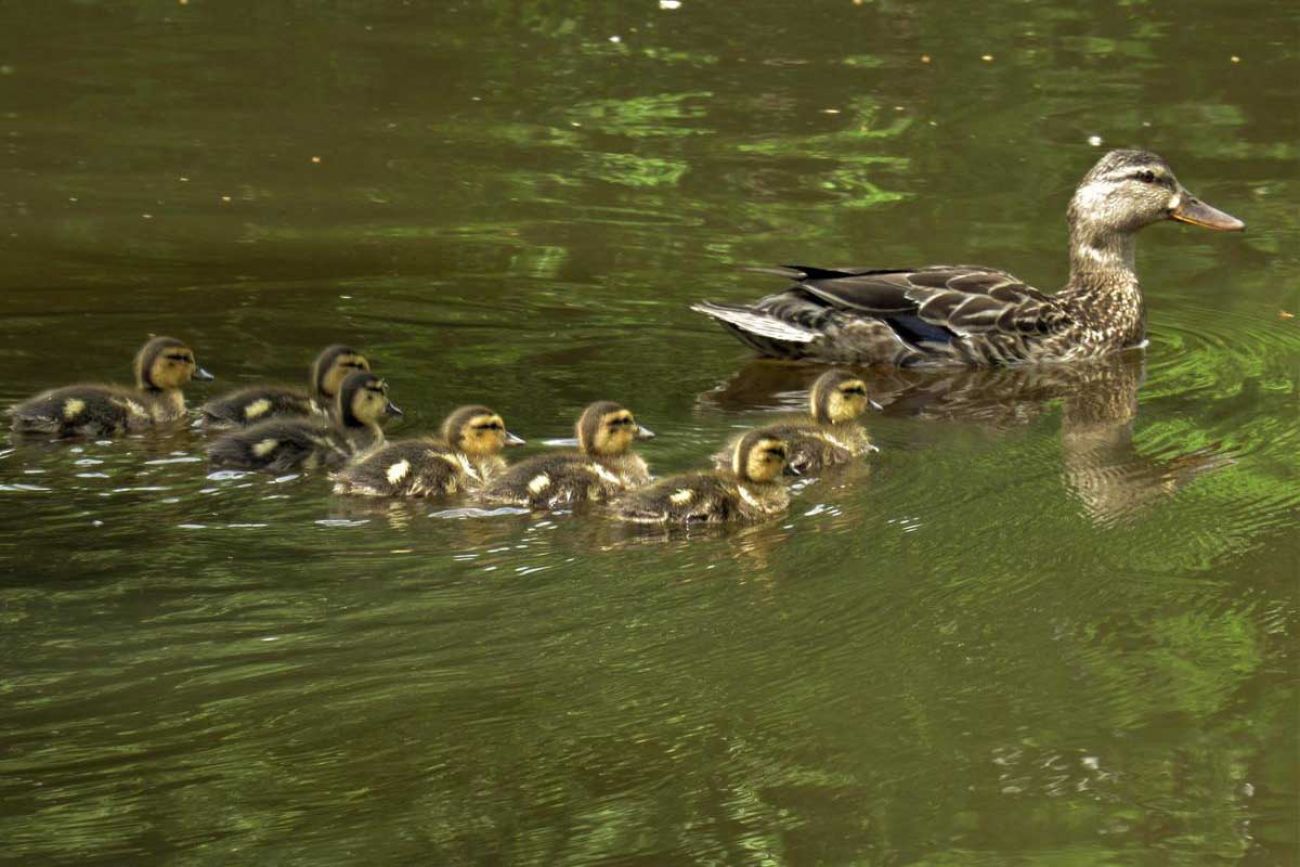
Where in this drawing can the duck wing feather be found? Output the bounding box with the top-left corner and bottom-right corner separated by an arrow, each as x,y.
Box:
786,264 -> 1072,340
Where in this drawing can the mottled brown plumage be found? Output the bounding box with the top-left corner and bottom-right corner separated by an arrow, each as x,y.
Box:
200,344 -> 369,427
481,401 -> 654,509
693,150 -> 1244,366
332,405 -> 523,497
207,371 -> 401,473
9,336 -> 213,437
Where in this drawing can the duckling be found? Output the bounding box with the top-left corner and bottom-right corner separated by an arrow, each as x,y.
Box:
332,405 -> 525,497
9,336 -> 213,437
481,401 -> 654,509
613,430 -> 791,524
200,344 -> 369,426
207,370 -> 400,472
714,369 -> 876,475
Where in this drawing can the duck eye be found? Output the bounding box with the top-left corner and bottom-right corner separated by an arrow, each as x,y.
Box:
1135,170 -> 1157,184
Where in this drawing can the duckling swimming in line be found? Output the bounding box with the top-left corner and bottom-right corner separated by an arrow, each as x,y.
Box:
613,430 -> 792,524
332,405 -> 524,497
9,336 -> 213,438
207,370 -> 400,473
200,344 -> 370,426
481,401 -> 654,509
715,369 -> 877,475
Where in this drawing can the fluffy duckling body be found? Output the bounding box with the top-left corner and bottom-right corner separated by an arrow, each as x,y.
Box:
9,337 -> 213,437
714,370 -> 875,475
200,344 -> 369,426
333,405 -> 524,497
614,430 -> 791,524
207,371 -> 400,473
482,401 -> 653,509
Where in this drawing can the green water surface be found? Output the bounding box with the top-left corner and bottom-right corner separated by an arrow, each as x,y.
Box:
1,1 -> 1297,863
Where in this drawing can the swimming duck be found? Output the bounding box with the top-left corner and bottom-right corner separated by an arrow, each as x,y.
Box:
207,370 -> 400,472
332,405 -> 525,497
612,430 -> 792,524
9,336 -> 213,437
200,344 -> 369,426
693,150 -> 1244,366
713,369 -> 877,474
481,401 -> 654,509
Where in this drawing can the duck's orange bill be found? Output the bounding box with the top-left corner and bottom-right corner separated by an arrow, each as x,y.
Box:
1170,196 -> 1245,232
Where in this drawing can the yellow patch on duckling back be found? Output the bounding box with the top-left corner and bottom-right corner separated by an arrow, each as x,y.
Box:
244,398 -> 272,421
63,398 -> 85,419
669,489 -> 694,506
252,438 -> 279,458
527,473 -> 551,495
386,460 -> 410,485
110,397 -> 150,420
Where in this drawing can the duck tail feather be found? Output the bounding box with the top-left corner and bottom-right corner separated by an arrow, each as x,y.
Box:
690,302 -> 818,343
742,265 -> 808,279
784,264 -> 861,280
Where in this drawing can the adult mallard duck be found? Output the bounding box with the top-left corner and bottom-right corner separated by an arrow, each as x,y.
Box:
9,336 -> 214,437
692,150 -> 1244,366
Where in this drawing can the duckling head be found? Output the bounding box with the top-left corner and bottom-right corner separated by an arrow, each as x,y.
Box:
441,405 -> 525,456
810,369 -> 872,424
1068,150 -> 1243,244
338,370 -> 402,427
576,401 -> 655,457
311,345 -> 370,403
133,336 -> 213,391
732,430 -> 789,483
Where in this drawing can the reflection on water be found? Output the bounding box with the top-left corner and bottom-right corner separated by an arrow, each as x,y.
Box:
703,351 -> 1236,526
1,0 -> 1297,862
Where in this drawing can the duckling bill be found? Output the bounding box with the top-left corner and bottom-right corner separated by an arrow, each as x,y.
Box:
333,405 -> 524,497
481,401 -> 654,509
201,344 -> 369,426
207,371 -> 400,473
714,369 -> 876,475
613,430 -> 792,524
9,336 -> 213,438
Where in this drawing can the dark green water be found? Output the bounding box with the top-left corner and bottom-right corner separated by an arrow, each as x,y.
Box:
2,1 -> 1297,863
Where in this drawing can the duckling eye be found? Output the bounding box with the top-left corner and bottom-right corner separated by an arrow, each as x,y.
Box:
474,422 -> 502,431
842,386 -> 867,396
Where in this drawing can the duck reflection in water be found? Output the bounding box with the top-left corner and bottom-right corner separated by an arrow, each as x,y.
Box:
700,352 -> 1230,526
